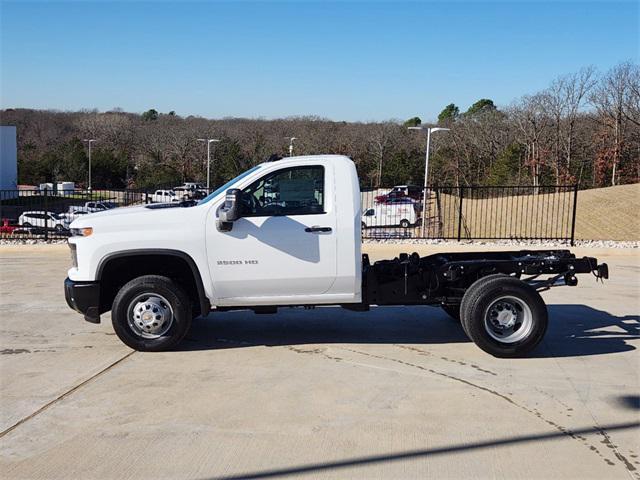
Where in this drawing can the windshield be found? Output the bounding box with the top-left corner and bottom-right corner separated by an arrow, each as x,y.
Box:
198,165 -> 262,205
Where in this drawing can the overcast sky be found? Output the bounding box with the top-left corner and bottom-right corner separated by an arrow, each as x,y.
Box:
1,0 -> 638,122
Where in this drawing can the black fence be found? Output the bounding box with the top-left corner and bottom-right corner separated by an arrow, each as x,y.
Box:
1,185 -> 578,244
361,185 -> 579,244
0,187 -> 210,240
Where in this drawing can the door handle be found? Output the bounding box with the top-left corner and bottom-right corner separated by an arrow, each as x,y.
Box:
305,226 -> 332,233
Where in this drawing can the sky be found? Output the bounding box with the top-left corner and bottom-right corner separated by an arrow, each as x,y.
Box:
0,0 -> 638,122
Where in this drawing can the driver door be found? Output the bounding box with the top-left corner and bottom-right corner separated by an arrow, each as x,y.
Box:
208,163 -> 338,304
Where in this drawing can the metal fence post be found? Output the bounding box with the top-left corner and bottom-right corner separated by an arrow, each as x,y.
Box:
457,186 -> 464,242
570,184 -> 578,246
43,187 -> 49,241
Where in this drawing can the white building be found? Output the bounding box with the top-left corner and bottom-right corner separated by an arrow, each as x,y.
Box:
0,126 -> 18,191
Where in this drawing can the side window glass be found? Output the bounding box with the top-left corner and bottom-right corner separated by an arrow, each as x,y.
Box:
241,166 -> 325,217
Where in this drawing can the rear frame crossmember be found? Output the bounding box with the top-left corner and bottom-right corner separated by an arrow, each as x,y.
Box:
362,250 -> 608,307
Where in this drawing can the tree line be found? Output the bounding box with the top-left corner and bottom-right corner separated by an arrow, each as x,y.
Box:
1,61 -> 638,191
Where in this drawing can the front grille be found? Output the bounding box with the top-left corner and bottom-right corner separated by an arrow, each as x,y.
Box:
69,242 -> 77,268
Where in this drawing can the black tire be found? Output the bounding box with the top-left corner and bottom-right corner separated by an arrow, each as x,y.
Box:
441,304 -> 461,322
461,276 -> 547,358
22,222 -> 32,228
361,222 -> 366,230
400,219 -> 410,228
111,275 -> 192,352
55,224 -> 64,233
460,274 -> 508,335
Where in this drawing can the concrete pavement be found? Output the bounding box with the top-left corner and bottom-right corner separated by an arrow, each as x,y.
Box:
1,244 -> 639,479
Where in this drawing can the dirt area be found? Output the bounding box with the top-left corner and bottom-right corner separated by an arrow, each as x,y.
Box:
1,244 -> 639,479
574,183 -> 640,241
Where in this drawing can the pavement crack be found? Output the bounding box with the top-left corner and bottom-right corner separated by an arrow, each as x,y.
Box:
595,425 -> 638,477
287,346 -> 342,362
393,344 -> 498,376
0,350 -> 136,439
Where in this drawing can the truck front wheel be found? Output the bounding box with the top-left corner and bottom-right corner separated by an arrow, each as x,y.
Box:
461,276 -> 547,358
111,275 -> 192,352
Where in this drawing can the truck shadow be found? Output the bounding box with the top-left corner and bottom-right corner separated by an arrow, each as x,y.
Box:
180,304 -> 638,358
534,304 -> 639,358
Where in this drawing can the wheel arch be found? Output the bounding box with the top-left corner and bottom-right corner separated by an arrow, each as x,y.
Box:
96,249 -> 210,317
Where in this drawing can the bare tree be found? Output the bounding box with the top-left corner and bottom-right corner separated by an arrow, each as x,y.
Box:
366,121 -> 396,185
590,62 -> 636,185
544,66 -> 597,183
510,93 -> 551,189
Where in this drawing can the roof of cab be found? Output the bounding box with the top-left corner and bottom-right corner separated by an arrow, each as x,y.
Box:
260,154 -> 353,167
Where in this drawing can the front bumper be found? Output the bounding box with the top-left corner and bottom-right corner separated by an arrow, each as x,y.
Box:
64,277 -> 101,324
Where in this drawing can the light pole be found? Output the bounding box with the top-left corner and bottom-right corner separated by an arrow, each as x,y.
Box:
197,138 -> 220,190
408,126 -> 450,236
287,137 -> 297,156
83,139 -> 96,191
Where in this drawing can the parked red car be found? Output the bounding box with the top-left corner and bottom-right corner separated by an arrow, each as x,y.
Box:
0,218 -> 16,234
375,185 -> 423,204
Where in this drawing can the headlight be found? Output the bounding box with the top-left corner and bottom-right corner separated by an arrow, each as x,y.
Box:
71,227 -> 93,237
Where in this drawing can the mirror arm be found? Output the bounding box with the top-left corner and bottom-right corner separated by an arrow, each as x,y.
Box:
217,219 -> 233,232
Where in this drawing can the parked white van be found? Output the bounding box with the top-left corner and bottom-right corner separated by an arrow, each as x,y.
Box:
361,202 -> 419,229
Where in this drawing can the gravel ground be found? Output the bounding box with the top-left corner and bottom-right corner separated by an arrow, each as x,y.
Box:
2,238 -> 638,248
364,239 -> 639,249
0,238 -> 68,245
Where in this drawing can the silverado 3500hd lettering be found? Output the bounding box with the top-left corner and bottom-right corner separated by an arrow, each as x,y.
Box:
64,155 -> 608,357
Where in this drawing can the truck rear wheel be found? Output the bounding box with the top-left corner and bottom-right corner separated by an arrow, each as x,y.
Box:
111,275 -> 192,352
461,276 -> 547,357
400,219 -> 410,228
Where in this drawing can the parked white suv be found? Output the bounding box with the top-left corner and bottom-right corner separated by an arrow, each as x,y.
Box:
69,201 -> 117,214
150,190 -> 178,203
19,211 -> 69,232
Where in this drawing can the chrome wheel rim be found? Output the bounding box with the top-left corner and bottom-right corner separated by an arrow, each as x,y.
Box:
483,295 -> 533,344
127,293 -> 174,339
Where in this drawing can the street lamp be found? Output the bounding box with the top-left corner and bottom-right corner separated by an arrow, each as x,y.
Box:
287,137 -> 297,156
82,139 -> 96,191
197,138 -> 220,190
408,126 -> 450,236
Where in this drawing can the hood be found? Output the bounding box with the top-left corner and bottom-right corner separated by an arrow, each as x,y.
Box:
69,202 -> 205,232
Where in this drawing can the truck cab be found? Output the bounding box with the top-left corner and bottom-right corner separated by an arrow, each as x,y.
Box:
64,155 -> 607,357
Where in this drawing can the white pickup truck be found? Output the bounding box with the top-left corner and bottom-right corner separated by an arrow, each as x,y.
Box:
64,155 -> 608,357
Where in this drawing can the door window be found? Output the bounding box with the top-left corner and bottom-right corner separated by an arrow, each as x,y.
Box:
241,166 -> 325,217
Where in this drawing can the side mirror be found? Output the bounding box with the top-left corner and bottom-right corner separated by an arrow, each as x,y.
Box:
216,188 -> 242,232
